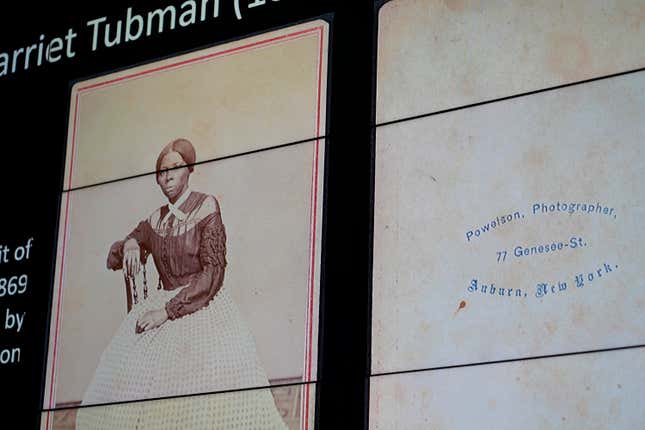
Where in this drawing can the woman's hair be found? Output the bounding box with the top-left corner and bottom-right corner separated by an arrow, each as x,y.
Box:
156,138 -> 196,174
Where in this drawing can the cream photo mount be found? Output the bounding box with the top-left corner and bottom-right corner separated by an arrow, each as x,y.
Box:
43,19 -> 329,430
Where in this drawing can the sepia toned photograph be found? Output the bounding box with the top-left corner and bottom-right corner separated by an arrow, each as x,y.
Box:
43,20 -> 328,430
44,384 -> 316,430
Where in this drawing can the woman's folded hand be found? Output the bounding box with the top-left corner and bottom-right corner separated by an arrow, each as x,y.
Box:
135,308 -> 169,333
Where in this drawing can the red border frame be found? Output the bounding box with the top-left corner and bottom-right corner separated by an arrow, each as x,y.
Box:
46,24 -> 325,430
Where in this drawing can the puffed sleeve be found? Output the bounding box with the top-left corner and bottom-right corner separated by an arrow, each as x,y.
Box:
106,220 -> 152,270
164,210 -> 227,319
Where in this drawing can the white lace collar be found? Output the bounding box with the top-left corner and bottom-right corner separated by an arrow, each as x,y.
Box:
162,187 -> 192,224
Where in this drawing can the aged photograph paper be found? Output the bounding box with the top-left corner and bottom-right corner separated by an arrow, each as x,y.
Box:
43,20 -> 327,430
43,383 -> 316,430
64,20 -> 328,189
376,0 -> 645,123
44,142 -> 323,430
370,348 -> 645,429
372,71 -> 645,374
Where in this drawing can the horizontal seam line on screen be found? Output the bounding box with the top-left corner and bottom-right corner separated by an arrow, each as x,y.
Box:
62,134 -> 327,193
41,379 -> 318,413
374,66 -> 645,128
370,343 -> 645,378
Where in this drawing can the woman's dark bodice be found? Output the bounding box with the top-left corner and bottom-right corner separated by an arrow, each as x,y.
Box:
107,191 -> 227,319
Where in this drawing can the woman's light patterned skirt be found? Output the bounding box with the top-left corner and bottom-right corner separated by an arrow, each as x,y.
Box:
75,286 -> 287,429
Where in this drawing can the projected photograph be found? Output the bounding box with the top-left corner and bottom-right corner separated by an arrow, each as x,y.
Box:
370,1 -> 645,428
43,384 -> 316,430
370,348 -> 645,429
372,71 -> 645,374
375,0 -> 645,124
43,20 -> 328,430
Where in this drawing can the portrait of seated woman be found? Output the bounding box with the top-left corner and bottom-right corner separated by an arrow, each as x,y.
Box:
75,138 -> 287,429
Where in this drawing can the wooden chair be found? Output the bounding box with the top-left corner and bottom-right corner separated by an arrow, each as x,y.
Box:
123,249 -> 150,313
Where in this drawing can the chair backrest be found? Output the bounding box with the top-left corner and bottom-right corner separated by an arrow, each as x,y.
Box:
123,249 -> 150,313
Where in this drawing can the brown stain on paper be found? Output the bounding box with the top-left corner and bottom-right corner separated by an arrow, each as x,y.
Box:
547,33 -> 592,81
572,304 -> 587,326
443,0 -> 466,12
523,146 -> 550,170
454,300 -> 467,316
192,118 -> 216,141
621,3 -> 645,31
576,398 -> 589,419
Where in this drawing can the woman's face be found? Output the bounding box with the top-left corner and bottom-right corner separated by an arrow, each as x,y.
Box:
157,151 -> 191,203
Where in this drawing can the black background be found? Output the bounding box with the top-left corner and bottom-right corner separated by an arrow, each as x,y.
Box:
0,1 -> 376,428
